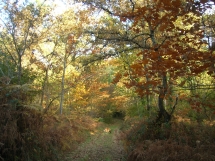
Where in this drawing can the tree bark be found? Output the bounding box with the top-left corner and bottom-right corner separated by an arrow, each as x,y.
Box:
18,55 -> 22,85
146,93 -> 150,111
40,68 -> 49,108
59,53 -> 67,115
156,74 -> 171,124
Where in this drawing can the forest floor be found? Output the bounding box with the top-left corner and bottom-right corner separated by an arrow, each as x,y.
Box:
65,119 -> 127,161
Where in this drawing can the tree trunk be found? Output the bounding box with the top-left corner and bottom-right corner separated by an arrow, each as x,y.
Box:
40,68 -> 49,108
144,59 -> 151,111
18,55 -> 22,85
146,92 -> 151,111
59,53 -> 67,115
156,74 -> 171,124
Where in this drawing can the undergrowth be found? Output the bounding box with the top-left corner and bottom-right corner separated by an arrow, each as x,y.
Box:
0,85 -> 97,161
120,117 -> 215,161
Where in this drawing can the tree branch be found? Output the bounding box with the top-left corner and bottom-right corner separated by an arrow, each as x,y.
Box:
130,0 -> 135,12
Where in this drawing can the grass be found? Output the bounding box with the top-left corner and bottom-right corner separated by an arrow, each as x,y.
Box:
67,119 -> 126,161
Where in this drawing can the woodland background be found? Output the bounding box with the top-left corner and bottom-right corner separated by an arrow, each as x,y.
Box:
1,0 -> 215,160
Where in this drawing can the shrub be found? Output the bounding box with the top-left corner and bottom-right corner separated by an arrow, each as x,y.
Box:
120,118 -> 215,161
0,85 -> 97,161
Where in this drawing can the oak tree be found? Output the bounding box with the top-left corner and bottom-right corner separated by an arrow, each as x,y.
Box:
81,0 -> 214,123
0,0 -> 54,84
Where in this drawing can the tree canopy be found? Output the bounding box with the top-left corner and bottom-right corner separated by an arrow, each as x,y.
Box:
1,0 -> 215,160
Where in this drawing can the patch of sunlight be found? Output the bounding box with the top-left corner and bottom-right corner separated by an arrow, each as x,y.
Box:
91,122 -> 98,128
90,131 -> 95,135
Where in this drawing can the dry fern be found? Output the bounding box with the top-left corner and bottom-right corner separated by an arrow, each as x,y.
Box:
123,119 -> 215,161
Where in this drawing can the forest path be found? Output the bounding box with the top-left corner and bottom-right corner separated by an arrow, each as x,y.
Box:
65,119 -> 127,161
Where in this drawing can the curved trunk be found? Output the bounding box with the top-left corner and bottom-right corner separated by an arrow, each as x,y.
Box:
156,74 -> 171,124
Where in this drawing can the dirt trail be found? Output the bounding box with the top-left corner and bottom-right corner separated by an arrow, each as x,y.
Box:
65,121 -> 127,161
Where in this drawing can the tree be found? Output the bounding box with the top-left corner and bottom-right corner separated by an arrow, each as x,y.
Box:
0,0 -> 54,84
81,0 -> 213,124
200,1 -> 215,75
53,8 -> 92,114
76,60 -> 128,121
34,7 -> 93,114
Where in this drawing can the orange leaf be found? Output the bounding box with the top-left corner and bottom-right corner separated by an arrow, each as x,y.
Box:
150,51 -> 158,59
179,80 -> 186,87
112,72 -> 122,84
141,59 -> 149,65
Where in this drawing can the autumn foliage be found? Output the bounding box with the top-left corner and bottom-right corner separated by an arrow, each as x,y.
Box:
1,0 -> 215,160
0,85 -> 97,161
102,0 -> 215,124
117,0 -> 210,94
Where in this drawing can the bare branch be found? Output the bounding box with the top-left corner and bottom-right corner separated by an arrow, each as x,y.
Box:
130,0 -> 135,12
